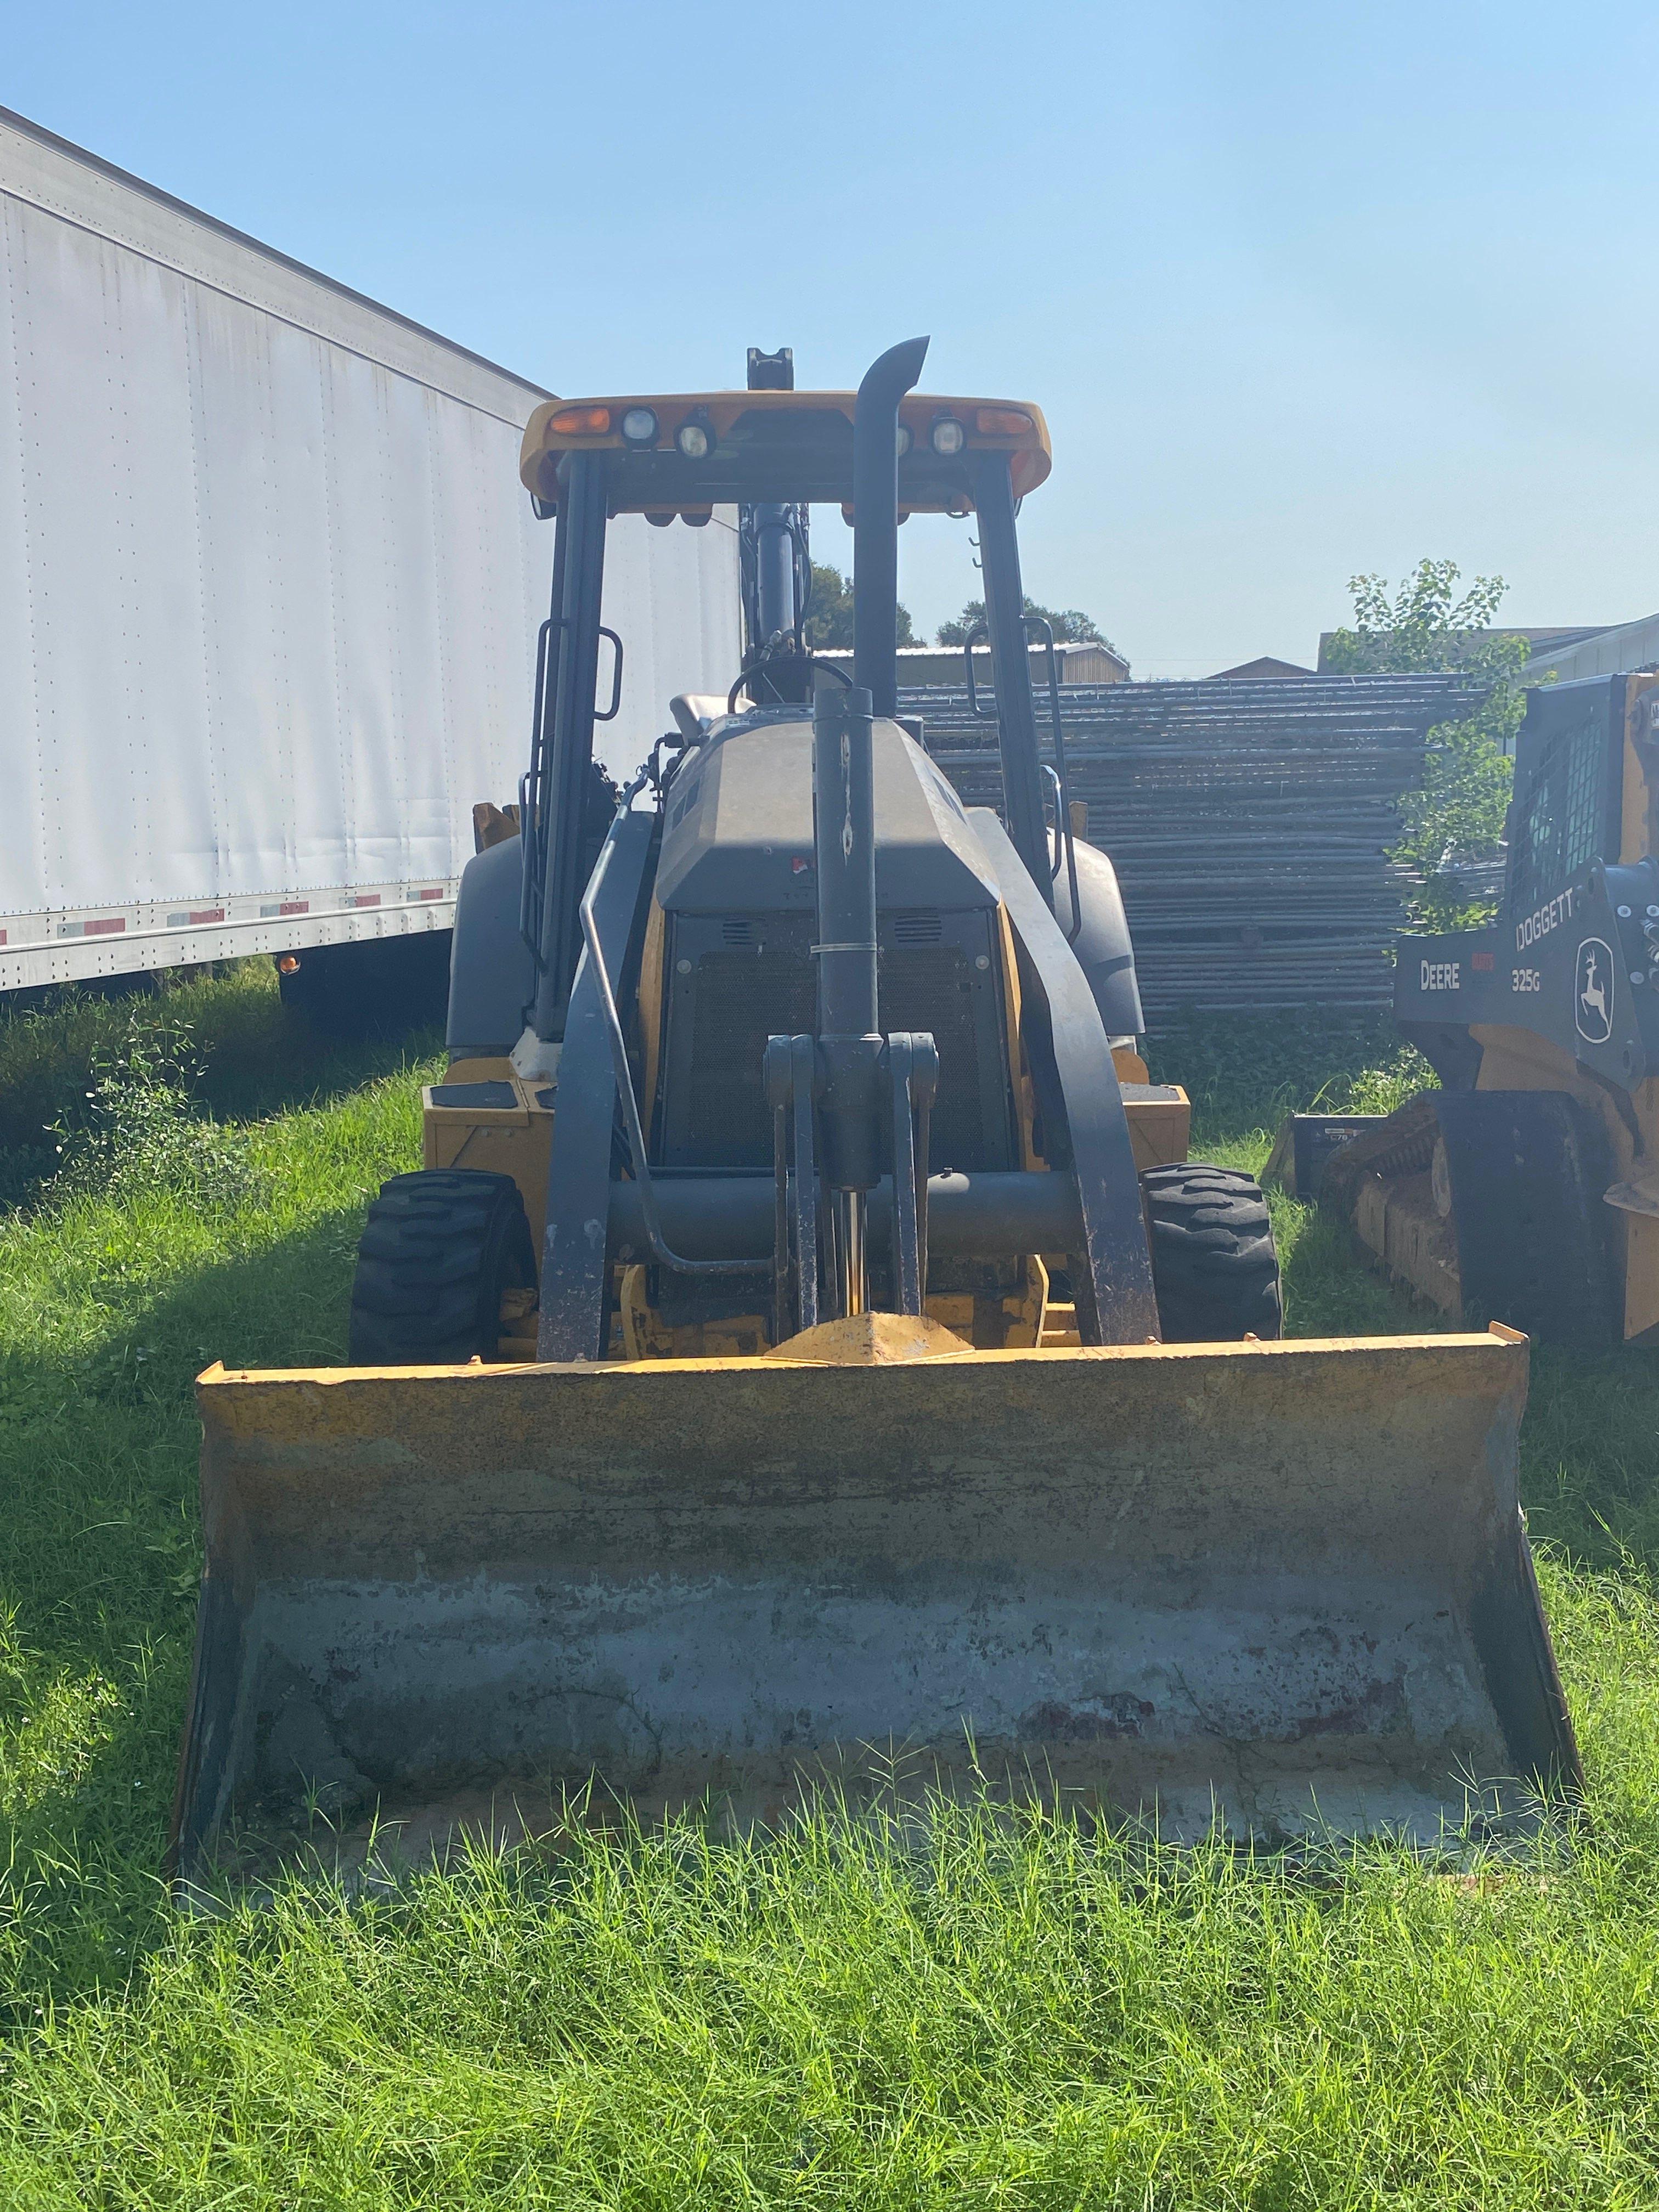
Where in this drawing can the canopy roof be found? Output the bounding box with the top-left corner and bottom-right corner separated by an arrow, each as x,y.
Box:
519,388 -> 1051,518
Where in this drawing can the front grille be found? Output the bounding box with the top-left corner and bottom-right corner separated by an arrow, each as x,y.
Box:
659,911 -> 1012,1171
680,940 -> 815,1168
874,945 -> 991,1172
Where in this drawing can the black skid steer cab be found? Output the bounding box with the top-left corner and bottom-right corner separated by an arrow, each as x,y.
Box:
167,341 -> 1577,1882
1273,669 -> 1659,1348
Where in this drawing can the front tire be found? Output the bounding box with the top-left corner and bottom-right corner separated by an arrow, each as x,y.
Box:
1142,1163 -> 1283,1342
348,1169 -> 535,1364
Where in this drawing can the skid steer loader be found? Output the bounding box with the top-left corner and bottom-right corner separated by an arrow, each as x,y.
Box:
168,341 -> 1578,1876
1271,669 -> 1659,1348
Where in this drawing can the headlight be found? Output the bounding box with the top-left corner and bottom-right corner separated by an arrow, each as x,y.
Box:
930,416 -> 966,456
620,406 -> 659,446
895,422 -> 912,458
675,420 -> 712,461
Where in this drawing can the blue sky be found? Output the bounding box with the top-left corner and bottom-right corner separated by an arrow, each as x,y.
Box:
8,1 -> 1658,674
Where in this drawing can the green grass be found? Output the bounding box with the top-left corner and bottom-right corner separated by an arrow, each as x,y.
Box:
0,966 -> 439,2009
2,979 -> 1659,2205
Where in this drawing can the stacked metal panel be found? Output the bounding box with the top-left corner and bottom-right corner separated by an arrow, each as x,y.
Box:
911,676 -> 1488,1026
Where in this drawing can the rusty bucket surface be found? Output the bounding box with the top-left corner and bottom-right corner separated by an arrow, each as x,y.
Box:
170,1328 -> 1577,1872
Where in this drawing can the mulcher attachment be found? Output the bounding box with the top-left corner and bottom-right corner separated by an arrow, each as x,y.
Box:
1306,1092 -> 1619,1346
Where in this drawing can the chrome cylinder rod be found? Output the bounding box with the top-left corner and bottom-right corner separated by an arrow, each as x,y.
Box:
835,1190 -> 868,1316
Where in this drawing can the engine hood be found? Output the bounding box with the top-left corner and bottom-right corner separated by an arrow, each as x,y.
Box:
654,716 -> 1001,914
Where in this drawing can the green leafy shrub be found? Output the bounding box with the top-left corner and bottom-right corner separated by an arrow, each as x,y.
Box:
48,1013 -> 266,1217
1150,1007 -> 1437,1139
1323,560 -> 1525,929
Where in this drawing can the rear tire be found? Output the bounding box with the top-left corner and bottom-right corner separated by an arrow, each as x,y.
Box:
348,1169 -> 535,1364
1142,1163 -> 1283,1342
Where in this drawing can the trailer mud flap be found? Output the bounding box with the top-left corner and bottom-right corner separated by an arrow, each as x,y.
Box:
171,1329 -> 1577,1876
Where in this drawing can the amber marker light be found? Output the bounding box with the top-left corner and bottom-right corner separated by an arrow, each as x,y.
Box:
548,405 -> 612,435
975,407 -> 1035,436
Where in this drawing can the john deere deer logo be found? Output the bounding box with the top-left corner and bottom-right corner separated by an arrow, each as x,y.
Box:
1576,937 -> 1615,1045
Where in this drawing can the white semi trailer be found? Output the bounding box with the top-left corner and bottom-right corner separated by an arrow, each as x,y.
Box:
0,106 -> 741,1008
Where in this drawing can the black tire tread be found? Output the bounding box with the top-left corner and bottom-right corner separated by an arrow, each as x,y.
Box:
348,1169 -> 535,1364
1142,1162 -> 1283,1342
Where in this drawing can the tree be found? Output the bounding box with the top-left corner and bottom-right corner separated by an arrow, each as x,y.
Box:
800,562 -> 916,650
1323,560 -> 1525,930
937,598 -> 1116,651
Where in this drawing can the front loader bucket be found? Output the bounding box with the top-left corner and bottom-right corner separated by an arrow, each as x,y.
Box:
171,1329 -> 1577,1875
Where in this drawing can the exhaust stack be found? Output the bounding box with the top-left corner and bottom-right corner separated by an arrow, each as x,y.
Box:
852,335 -> 928,718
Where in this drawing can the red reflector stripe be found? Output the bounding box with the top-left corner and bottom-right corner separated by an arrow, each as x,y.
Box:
191,908 -> 224,924
85,917 -> 125,935
281,901 -> 308,916
351,893 -> 382,909
416,887 -> 443,900
1471,951 -> 1495,972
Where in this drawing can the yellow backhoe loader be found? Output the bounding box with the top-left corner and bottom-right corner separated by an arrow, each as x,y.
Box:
168,341 -> 1577,1876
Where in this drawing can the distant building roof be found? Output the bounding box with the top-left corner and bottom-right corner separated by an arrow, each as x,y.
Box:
1316,624 -> 1611,673
816,639 -> 1131,685
1521,613 -> 1659,685
1209,655 -> 1314,680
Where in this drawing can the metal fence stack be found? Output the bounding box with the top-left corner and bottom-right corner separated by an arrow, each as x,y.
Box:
911,675 -> 1489,1027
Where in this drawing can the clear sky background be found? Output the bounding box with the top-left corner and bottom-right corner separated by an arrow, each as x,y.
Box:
7,1 -> 1658,675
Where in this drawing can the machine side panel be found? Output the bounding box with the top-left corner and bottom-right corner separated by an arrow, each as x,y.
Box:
446,836 -> 535,1058
1397,674 -> 1659,1092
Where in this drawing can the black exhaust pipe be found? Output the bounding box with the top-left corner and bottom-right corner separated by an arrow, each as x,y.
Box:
852,336 -> 929,718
